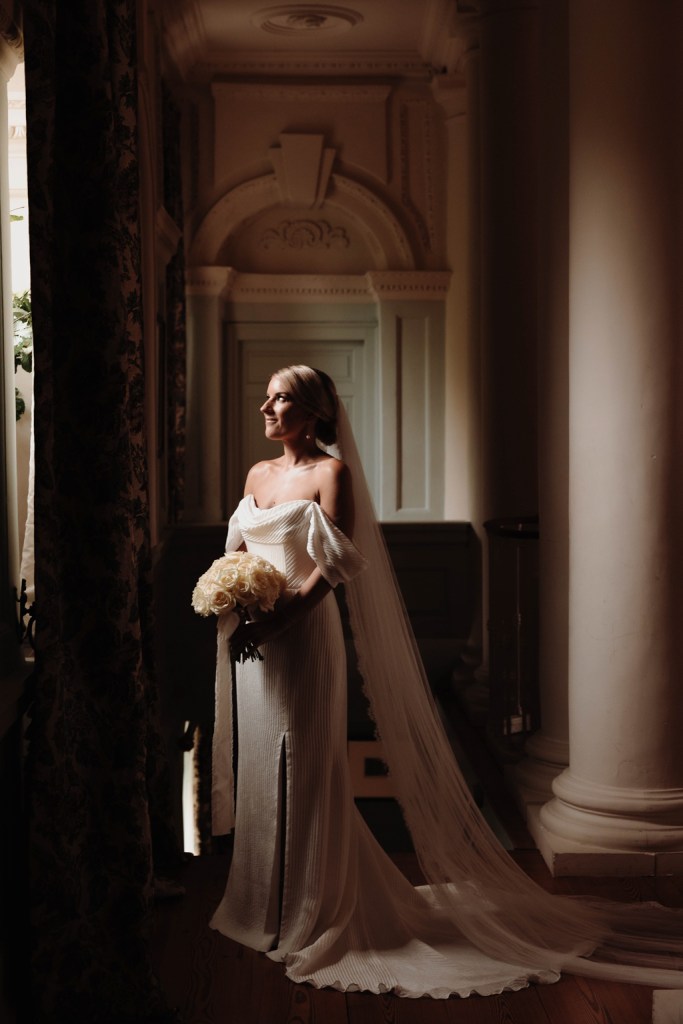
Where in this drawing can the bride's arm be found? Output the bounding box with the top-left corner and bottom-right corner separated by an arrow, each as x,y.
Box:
317,457 -> 354,538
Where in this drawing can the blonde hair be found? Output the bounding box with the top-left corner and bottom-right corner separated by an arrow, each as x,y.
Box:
272,364 -> 339,446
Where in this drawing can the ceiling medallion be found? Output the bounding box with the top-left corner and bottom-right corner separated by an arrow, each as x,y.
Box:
253,5 -> 363,36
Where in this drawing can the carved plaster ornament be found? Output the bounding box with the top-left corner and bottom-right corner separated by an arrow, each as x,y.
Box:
252,5 -> 363,36
260,220 -> 350,250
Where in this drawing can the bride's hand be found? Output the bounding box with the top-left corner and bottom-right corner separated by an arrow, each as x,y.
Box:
230,615 -> 279,659
230,592 -> 298,660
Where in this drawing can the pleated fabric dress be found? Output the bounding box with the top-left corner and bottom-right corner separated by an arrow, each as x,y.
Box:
209,496 -> 559,998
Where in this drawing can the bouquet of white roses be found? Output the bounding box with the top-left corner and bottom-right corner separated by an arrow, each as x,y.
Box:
192,551 -> 287,660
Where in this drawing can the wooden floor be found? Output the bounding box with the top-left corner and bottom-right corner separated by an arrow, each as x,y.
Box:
151,710 -> 682,1024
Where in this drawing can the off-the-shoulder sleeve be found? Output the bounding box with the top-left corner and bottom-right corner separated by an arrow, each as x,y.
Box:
224,507 -> 244,553
305,502 -> 368,587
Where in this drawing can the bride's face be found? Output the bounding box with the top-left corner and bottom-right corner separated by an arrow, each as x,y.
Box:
260,375 -> 312,443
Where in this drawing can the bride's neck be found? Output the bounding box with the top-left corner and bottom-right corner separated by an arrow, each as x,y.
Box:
280,439 -> 320,467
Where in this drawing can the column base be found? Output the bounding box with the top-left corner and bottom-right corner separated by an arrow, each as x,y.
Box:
532,770 -> 683,877
506,731 -> 569,816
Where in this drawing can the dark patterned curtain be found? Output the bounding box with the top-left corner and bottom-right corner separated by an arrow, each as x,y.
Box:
162,82 -> 186,524
23,2 -> 179,1020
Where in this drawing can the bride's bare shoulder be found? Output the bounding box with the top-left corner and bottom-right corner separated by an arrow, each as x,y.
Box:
243,458 -> 281,494
315,454 -> 349,480
314,455 -> 351,497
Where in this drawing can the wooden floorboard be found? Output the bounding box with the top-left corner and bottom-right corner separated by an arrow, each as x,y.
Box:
535,974 -> 654,1024
346,991 -> 451,1023
150,705 -> 676,1024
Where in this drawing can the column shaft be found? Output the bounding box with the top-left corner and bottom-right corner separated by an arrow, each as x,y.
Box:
185,269 -> 232,523
539,0 -> 683,874
478,4 -> 539,521
514,0 -> 570,809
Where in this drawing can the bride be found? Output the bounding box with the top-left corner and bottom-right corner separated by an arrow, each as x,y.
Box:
208,364 -> 683,998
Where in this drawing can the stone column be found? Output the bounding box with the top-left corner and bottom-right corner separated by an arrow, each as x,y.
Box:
538,0 -> 683,875
435,44 -> 488,687
513,0 -> 571,810
184,266 -> 233,523
472,3 -> 540,740
477,2 -> 539,523
433,71 -> 470,523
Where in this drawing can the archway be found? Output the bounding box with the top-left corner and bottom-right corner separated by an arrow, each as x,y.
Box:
185,167 -> 450,523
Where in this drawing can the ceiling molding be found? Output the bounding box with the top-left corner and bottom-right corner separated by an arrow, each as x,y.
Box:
225,272 -> 372,303
155,1 -> 466,82
190,269 -> 453,304
194,50 -> 431,80
367,270 -> 452,300
212,81 -> 391,103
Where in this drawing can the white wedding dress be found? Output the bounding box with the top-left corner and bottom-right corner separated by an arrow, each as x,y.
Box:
209,496 -> 596,997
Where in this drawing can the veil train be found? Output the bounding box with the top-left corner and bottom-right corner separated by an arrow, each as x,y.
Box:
327,400 -> 683,989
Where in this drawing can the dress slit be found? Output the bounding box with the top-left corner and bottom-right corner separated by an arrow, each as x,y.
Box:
266,734 -> 288,948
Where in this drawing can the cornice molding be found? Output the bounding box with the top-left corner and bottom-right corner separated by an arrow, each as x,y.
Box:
187,269 -> 452,304
226,272 -> 372,303
186,266 -> 236,298
211,81 -> 391,104
367,270 -> 452,300
196,50 -> 430,80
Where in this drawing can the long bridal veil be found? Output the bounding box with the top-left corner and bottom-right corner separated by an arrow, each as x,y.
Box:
328,400 -> 683,988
